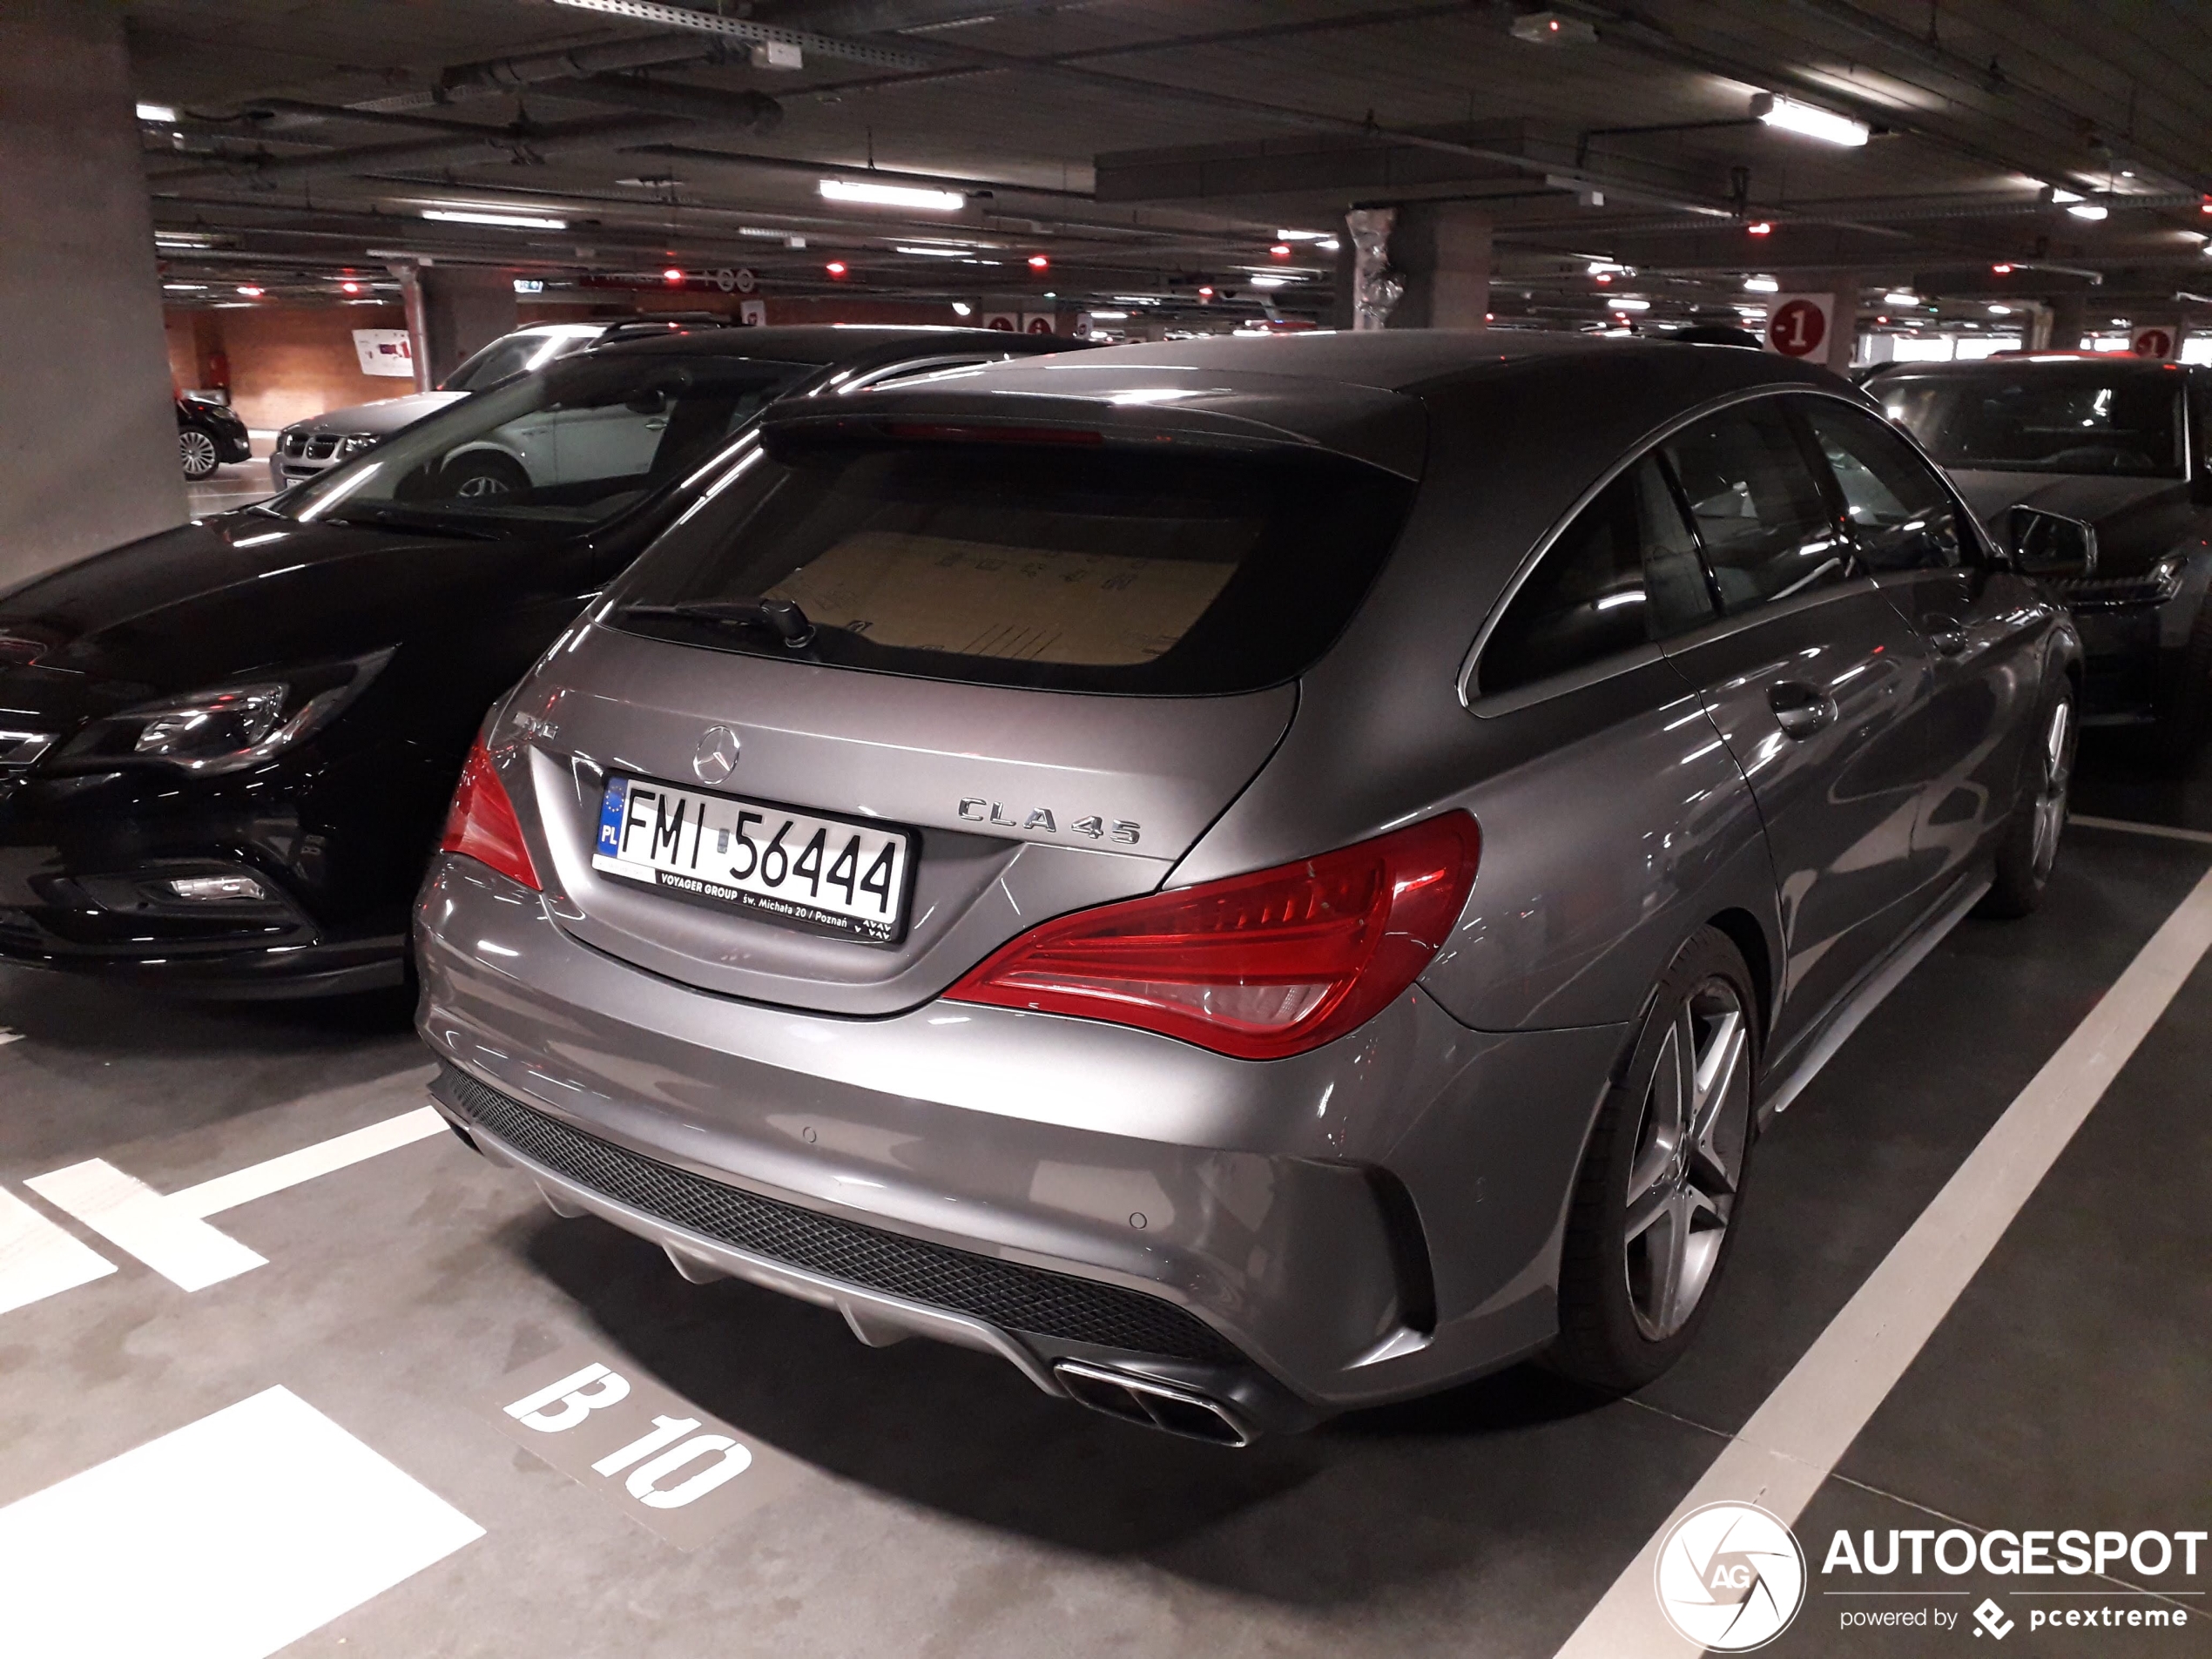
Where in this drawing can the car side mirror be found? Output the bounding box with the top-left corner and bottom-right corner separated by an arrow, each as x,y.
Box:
2007,506 -> 2098,578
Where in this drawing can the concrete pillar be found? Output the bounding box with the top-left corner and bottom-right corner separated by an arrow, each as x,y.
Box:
1385,203 -> 1492,329
398,265 -> 517,390
0,0 -> 184,590
2047,292 -> 2087,352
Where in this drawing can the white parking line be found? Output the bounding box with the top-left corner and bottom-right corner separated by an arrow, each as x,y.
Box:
24,1162 -> 266,1291
0,1190 -> 115,1315
0,1386 -> 482,1659
2069,813 -> 2212,848
168,1107 -> 446,1218
1554,862 -> 2212,1656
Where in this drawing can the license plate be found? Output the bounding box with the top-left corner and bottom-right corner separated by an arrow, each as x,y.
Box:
592,776 -> 914,944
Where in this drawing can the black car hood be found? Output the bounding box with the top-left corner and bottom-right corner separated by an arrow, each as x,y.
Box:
1949,471 -> 2197,576
0,512 -> 579,720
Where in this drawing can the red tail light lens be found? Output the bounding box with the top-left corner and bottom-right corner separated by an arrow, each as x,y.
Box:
947,813 -> 1479,1060
439,737 -> 541,892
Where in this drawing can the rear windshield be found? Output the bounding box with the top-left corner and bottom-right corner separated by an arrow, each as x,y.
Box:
1873,366 -> 2184,477
606,435 -> 1418,694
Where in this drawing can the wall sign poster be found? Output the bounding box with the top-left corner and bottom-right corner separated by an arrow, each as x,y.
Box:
351,329 -> 415,377
738,299 -> 766,326
1764,296 -> 1831,358
1021,313 -> 1058,335
2133,326 -> 2175,360
981,312 -> 1020,331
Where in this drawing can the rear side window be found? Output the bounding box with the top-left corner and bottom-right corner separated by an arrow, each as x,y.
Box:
1801,401 -> 1966,571
1662,401 -> 1848,614
1480,456 -> 1715,696
612,436 -> 1418,695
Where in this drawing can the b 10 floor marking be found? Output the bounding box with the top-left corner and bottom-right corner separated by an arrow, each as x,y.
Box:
480,1343 -> 810,1550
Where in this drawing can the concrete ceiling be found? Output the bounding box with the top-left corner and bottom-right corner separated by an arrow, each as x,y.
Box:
126,0 -> 2212,331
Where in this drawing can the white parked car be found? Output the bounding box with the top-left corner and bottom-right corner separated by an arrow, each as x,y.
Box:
268,318 -> 733,490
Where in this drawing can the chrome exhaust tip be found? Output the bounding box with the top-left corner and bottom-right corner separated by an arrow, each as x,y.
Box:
1051,1360 -> 1255,1447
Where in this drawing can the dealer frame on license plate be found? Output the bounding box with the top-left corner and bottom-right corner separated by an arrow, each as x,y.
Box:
592,775 -> 915,945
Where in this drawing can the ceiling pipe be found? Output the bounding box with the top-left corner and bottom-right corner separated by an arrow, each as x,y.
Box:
148,112 -> 704,187
546,75 -> 783,132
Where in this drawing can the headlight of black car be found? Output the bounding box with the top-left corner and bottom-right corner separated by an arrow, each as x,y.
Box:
50,648 -> 395,776
336,433 -> 378,456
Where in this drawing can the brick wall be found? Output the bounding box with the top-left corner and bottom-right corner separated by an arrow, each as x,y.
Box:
161,302 -> 412,431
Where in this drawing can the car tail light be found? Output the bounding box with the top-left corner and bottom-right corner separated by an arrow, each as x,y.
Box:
947,813 -> 1479,1060
439,737 -> 541,892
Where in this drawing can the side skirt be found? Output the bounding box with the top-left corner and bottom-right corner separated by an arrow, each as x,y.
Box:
1757,870 -> 1992,1126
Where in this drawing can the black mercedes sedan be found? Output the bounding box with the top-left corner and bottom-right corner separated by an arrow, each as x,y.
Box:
1868,354 -> 2212,754
0,326 -> 1070,995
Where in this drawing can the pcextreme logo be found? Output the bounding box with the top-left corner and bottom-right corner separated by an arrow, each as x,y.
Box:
1654,1501 -> 1808,1651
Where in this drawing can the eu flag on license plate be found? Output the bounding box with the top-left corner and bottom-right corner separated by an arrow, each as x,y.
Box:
596,779 -> 628,857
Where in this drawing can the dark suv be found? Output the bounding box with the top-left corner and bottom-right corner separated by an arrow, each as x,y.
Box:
1869,355 -> 2212,753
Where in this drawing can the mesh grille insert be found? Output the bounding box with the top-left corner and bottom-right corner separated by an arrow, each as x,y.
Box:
437,1065 -> 1243,1365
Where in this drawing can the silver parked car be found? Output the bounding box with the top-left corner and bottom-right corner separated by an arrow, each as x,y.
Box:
415,333 -> 2080,1443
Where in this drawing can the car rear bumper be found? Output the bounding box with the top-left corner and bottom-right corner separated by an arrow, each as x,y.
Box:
415,853 -> 1626,1422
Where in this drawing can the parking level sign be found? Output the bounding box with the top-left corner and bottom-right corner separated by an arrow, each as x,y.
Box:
1764,296 -> 1831,359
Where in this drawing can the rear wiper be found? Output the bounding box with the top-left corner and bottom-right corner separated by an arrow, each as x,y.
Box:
618,597 -> 817,648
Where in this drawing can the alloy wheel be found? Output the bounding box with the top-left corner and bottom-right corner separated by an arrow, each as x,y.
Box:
179,428 -> 219,478
2031,697 -> 2073,880
1622,976 -> 1751,1342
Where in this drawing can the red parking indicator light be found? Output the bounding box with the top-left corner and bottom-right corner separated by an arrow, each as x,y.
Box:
1028,254 -> 1050,271
340,280 -> 362,293
1271,243 -> 1291,258
1197,285 -> 1215,298
663,267 -> 685,284
1747,220 -> 1773,236
825,260 -> 848,278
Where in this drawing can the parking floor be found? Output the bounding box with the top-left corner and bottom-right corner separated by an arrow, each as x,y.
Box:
2,734 -> 2207,1658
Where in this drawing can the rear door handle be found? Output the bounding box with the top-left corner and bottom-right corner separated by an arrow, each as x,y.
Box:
1769,680 -> 1836,738
1922,613 -> 1967,655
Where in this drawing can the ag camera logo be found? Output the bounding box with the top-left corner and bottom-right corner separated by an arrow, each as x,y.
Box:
1654,1501 -> 1807,1651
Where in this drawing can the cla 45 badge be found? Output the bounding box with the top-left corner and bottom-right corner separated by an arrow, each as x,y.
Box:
957,798 -> 1140,846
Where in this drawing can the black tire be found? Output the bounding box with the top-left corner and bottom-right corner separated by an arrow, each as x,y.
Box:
2151,601 -> 2212,765
1551,927 -> 1760,1393
436,450 -> 529,500
1979,682 -> 2076,920
179,426 -> 220,480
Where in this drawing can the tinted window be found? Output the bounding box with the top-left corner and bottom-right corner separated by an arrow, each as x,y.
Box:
1802,401 -> 1966,571
1662,401 -> 1847,614
1875,366 -> 2183,477
1480,455 -> 1715,696
611,436 -> 1418,696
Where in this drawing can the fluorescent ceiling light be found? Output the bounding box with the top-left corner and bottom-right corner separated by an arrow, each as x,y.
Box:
2067,202 -> 2109,220
1276,229 -> 1332,241
1609,297 -> 1651,311
950,302 -> 972,316
2048,187 -> 2085,204
819,179 -> 964,212
1088,310 -> 1130,320
1247,275 -> 1289,287
136,102 -> 178,123
1884,291 -> 1919,306
1588,260 -> 1631,276
163,282 -> 206,291
894,245 -> 974,258
421,208 -> 568,230
1757,95 -> 1870,147
1988,304 -> 2011,315
1743,275 -> 1781,293
155,231 -> 217,246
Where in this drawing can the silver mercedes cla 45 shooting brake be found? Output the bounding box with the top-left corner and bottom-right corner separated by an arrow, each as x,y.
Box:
415,332 -> 2080,1444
